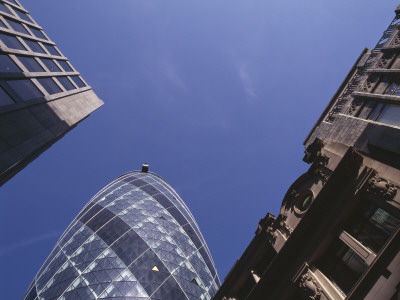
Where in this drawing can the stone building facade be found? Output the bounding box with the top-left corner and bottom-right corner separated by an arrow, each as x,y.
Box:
0,0 -> 103,186
213,4 -> 400,300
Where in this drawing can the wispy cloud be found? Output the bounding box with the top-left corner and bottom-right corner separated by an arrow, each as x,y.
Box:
161,58 -> 186,90
236,61 -> 256,99
0,231 -> 60,257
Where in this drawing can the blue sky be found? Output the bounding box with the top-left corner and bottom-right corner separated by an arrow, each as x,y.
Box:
1,1 -> 399,298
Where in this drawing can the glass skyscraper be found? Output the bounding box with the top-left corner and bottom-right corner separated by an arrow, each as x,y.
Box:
24,167 -> 220,300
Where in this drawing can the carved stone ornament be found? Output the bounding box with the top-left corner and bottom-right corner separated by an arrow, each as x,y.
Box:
299,271 -> 321,300
367,176 -> 398,200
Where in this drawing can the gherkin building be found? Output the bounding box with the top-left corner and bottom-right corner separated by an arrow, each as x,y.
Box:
24,167 -> 220,300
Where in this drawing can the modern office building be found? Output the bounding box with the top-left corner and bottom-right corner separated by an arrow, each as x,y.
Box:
24,166 -> 220,300
213,4 -> 400,300
0,0 -> 103,186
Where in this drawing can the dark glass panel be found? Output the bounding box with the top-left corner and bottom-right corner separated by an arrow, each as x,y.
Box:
199,246 -> 216,278
0,3 -> 11,14
24,39 -> 46,53
17,56 -> 44,72
57,76 -> 75,91
141,184 -> 159,196
7,0 -> 19,5
24,282 -> 37,300
167,206 -> 188,226
96,216 -> 130,246
0,33 -> 26,50
70,75 -> 86,88
78,203 -> 102,223
5,18 -> 29,34
85,207 -> 115,233
57,60 -> 73,72
153,193 -> 173,209
368,102 -> 383,120
346,202 -> 400,253
0,86 -> 15,106
385,82 -> 397,95
40,58 -> 61,72
111,230 -> 149,266
13,8 -> 32,23
151,276 -> 187,300
130,179 -> 148,188
393,86 -> 400,96
128,249 -> 170,295
0,19 -> 6,28
182,223 -> 202,249
318,240 -> 368,294
377,104 -> 400,127
0,54 -> 20,72
28,26 -> 47,39
37,77 -> 62,94
43,44 -> 60,56
7,79 -> 43,100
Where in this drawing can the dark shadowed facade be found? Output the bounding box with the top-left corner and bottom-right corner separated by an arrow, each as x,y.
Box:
24,167 -> 220,300
213,4 -> 400,300
0,0 -> 103,186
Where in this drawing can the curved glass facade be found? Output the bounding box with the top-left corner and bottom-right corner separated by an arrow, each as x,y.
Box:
24,171 -> 220,300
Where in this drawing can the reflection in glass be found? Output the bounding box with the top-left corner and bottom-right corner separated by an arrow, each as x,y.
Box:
0,3 -> 11,14
0,54 -> 21,72
71,76 -> 86,88
346,202 -> 400,253
41,58 -> 61,72
377,104 -> 400,127
7,79 -> 43,101
24,39 -> 46,53
57,77 -> 75,91
0,33 -> 26,50
43,44 -> 60,56
17,56 -> 44,72
368,102 -> 383,120
13,8 -> 32,23
58,60 -> 73,72
28,26 -> 47,40
5,18 -> 29,34
37,78 -> 62,95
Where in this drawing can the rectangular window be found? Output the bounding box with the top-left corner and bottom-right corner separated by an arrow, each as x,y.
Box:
13,8 -> 32,23
0,33 -> 26,50
318,240 -> 368,295
58,60 -> 73,72
368,103 -> 384,120
24,39 -> 46,53
40,58 -> 61,72
17,56 -> 44,72
0,54 -> 21,72
37,77 -> 62,95
385,82 -> 398,95
7,79 -> 43,101
346,202 -> 400,253
43,44 -> 60,56
376,104 -> 400,127
57,77 -> 75,91
5,18 -> 29,34
70,76 -> 86,88
28,26 -> 47,40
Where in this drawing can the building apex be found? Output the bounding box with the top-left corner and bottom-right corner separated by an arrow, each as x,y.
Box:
142,163 -> 149,173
